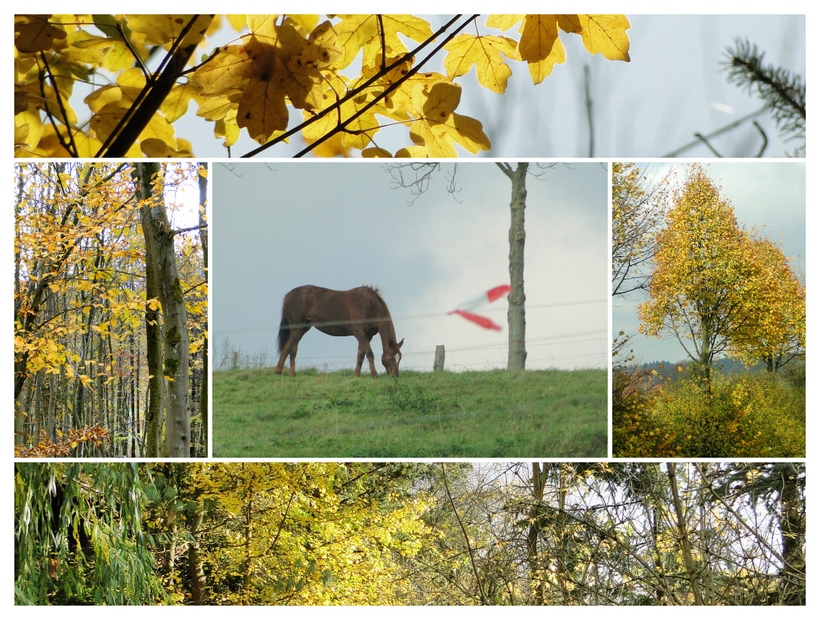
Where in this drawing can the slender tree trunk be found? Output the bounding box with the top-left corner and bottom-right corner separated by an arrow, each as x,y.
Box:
142,210 -> 164,457
665,463 -> 704,604
197,165 -> 209,455
134,162 -> 190,457
778,465 -> 805,604
497,162 -> 528,371
187,506 -> 206,604
527,462 -> 546,604
553,466 -> 572,604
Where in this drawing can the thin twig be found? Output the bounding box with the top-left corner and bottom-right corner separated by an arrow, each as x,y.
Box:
440,464 -> 488,605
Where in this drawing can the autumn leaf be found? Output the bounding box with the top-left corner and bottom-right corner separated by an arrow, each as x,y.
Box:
191,18 -> 328,143
407,79 -> 491,157
560,14 -> 631,61
236,46 -> 292,142
124,14 -> 214,49
160,83 -> 197,123
443,34 -> 519,93
517,15 -> 567,84
141,137 -> 195,157
14,14 -> 68,53
333,14 -> 434,70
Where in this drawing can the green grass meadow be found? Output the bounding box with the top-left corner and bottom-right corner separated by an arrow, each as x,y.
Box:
212,368 -> 607,458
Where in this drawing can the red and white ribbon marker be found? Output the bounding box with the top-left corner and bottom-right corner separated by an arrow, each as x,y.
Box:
448,285 -> 511,331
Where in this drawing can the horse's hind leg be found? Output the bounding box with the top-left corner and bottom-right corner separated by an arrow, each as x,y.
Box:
276,328 -> 307,376
275,335 -> 292,374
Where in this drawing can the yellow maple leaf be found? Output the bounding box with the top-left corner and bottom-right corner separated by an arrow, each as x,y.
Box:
192,45 -> 253,99
192,20 -> 328,144
213,110 -> 242,148
443,34 -> 519,94
160,83 -> 198,123
140,137 -> 194,157
394,145 -> 430,158
303,132 -> 352,157
21,121 -> 99,158
333,14 -> 433,70
518,15 -> 567,84
407,79 -> 491,157
14,108 -> 44,155
560,14 -> 631,61
14,15 -> 68,53
236,46 -> 291,142
362,146 -> 394,157
124,14 -> 214,49
304,20 -> 343,69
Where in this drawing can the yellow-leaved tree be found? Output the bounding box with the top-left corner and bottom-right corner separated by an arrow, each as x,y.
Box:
728,236 -> 806,372
638,164 -> 805,388
14,14 -> 631,158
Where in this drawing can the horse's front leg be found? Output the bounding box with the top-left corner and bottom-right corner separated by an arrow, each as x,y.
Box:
365,346 -> 378,377
354,345 -> 365,377
356,341 -> 378,377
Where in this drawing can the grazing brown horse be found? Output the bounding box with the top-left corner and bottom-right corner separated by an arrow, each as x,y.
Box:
274,285 -> 404,377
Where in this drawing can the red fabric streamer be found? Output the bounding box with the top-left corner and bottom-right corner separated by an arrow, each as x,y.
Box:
449,310 -> 504,331
448,285 -> 510,330
485,284 -> 511,303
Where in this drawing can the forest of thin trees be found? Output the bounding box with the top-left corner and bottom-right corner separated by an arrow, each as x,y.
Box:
14,461 -> 805,606
13,162 -> 208,458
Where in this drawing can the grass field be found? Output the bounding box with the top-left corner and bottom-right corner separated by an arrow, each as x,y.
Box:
212,368 -> 607,458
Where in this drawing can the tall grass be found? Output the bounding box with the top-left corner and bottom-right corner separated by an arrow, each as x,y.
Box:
212,368 -> 607,458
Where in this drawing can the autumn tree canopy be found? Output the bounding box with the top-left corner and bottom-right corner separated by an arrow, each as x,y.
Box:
638,164 -> 805,384
14,14 -> 631,158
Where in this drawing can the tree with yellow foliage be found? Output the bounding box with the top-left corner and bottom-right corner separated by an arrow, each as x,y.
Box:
638,164 -> 805,389
14,14 -> 631,158
729,236 -> 805,372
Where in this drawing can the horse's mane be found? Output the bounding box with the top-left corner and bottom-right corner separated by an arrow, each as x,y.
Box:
362,285 -> 392,321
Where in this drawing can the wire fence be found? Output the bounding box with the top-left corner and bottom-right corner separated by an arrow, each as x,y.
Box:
214,298 -> 609,372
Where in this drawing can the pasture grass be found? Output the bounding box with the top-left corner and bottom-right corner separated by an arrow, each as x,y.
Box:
212,368 -> 607,458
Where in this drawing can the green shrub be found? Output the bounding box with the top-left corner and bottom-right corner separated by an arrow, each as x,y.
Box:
612,369 -> 678,457
643,373 -> 804,457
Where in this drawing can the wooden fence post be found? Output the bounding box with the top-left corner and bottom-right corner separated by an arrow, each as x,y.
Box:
434,345 -> 445,371
231,351 -> 238,371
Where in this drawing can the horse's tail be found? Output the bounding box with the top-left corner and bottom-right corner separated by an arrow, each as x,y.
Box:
277,315 -> 290,353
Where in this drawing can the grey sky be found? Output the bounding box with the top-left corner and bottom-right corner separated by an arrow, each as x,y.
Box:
613,161 -> 806,366
174,14 -> 805,158
212,162 -> 609,372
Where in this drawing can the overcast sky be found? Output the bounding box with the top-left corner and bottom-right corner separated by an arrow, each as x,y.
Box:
613,161 -> 806,366
212,162 -> 609,372
171,13 -> 806,158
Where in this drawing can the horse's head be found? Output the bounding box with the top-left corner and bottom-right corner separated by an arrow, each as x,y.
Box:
382,338 -> 404,377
